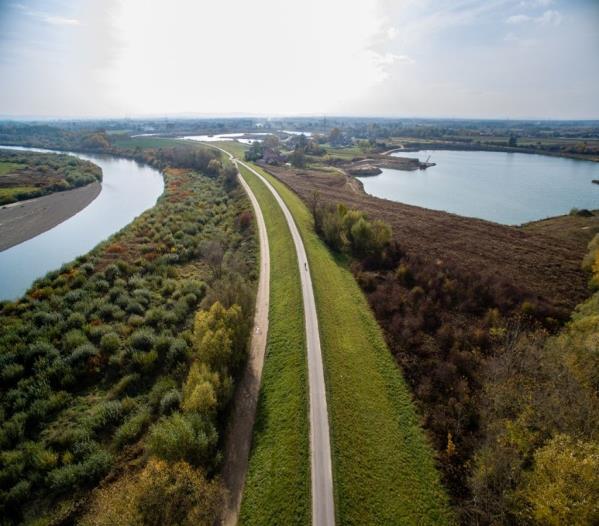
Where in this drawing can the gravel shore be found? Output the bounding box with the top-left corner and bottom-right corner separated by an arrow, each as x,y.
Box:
0,182 -> 101,252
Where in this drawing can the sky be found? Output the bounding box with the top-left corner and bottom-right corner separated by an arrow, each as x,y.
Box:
0,0 -> 597,119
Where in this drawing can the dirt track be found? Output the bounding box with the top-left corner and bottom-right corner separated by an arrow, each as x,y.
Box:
0,182 -> 101,252
262,164 -> 592,310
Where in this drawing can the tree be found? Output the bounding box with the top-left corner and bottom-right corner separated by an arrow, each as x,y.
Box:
350,217 -> 375,258
244,141 -> 263,161
192,302 -> 246,372
220,164 -> 238,191
81,459 -> 224,526
181,363 -> 218,415
295,133 -> 308,149
202,240 -> 224,278
289,148 -> 306,168
520,434 -> 599,526
206,159 -> 222,177
263,134 -> 280,150
329,127 -> 343,146
146,412 -> 217,466
508,134 -> 518,147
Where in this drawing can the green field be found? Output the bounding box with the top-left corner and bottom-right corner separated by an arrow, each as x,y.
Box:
0,161 -> 25,176
247,162 -> 454,525
238,164 -> 310,525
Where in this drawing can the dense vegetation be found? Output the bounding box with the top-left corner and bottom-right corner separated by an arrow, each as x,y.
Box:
239,159 -> 453,525
310,195 -> 598,524
468,235 -> 599,524
0,146 -> 258,524
0,150 -> 101,205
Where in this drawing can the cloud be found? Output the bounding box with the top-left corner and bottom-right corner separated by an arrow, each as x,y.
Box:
506,9 -> 562,26
504,32 -> 537,47
44,15 -> 80,26
507,14 -> 532,24
519,0 -> 554,7
14,4 -> 80,26
537,9 -> 562,26
372,52 -> 415,66
387,27 -> 398,40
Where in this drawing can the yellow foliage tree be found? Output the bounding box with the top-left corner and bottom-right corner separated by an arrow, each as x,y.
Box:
192,301 -> 245,372
181,362 -> 219,414
519,434 -> 599,526
81,459 -> 224,526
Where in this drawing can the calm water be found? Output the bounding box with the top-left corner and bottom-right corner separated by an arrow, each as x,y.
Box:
183,133 -> 263,144
357,150 -> 599,225
0,146 -> 164,300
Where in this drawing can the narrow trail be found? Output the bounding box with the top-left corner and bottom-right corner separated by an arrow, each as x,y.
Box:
381,144 -> 405,155
235,158 -> 335,526
217,148 -> 270,526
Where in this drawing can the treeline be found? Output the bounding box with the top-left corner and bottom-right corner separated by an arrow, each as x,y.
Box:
0,147 -> 257,524
0,123 -> 111,152
0,150 -> 102,205
309,194 -> 598,524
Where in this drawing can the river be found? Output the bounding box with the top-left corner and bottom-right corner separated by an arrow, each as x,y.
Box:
357,149 -> 599,225
0,147 -> 164,300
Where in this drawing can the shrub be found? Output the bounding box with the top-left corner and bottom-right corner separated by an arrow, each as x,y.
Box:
66,312 -> 86,329
129,328 -> 155,351
167,338 -> 189,366
86,401 -> 123,432
64,329 -> 89,352
47,448 -> 113,491
100,332 -> 121,353
146,413 -> 218,466
159,390 -> 181,416
149,377 -> 178,411
113,408 -> 151,449
108,373 -> 141,399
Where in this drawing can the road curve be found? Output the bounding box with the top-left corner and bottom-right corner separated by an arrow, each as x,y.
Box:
217,148 -> 271,526
235,159 -> 335,526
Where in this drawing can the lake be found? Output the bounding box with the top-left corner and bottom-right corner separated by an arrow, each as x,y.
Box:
357,150 -> 599,225
0,147 -> 164,300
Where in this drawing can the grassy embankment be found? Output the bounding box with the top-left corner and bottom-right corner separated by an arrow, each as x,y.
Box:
244,159 -> 454,524
236,163 -> 310,525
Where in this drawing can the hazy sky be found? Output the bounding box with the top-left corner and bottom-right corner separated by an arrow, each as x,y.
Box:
0,0 -> 597,119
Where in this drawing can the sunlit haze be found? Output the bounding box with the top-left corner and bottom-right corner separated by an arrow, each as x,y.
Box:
0,0 -> 598,118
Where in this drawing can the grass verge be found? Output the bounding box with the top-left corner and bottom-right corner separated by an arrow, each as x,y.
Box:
237,164 -> 310,525
250,162 -> 455,525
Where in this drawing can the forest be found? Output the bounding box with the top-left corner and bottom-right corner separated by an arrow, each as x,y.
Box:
311,197 -> 599,524
0,150 -> 102,205
0,144 -> 258,525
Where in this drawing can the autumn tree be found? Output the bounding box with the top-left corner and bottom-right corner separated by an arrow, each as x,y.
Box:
81,459 -> 224,526
520,435 -> 599,525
